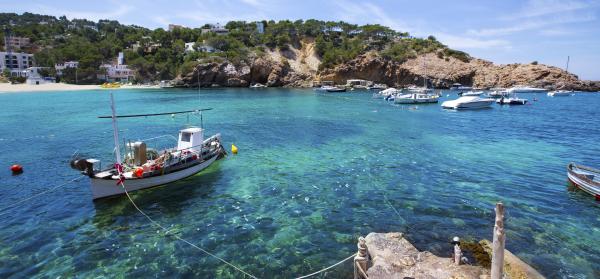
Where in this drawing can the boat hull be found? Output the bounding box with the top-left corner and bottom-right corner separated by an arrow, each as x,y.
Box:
394,98 -> 438,104
90,154 -> 218,200
442,99 -> 494,110
567,163 -> 600,200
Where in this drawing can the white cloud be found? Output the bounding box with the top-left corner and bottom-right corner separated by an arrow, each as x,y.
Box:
503,0 -> 595,20
331,0 -> 411,32
33,1 -> 133,22
436,33 -> 511,50
468,13 -> 596,37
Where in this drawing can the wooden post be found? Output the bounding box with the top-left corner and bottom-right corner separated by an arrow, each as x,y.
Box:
354,236 -> 369,279
491,202 -> 505,279
452,236 -> 461,265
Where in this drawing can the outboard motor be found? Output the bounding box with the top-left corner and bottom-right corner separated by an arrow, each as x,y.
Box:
70,158 -> 97,177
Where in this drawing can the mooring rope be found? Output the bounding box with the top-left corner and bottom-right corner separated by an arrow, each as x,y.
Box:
294,253 -> 356,279
0,176 -> 84,215
118,180 -> 259,279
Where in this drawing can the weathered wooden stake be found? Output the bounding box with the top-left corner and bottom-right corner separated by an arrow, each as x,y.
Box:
354,236 -> 369,279
453,236 -> 461,265
491,202 -> 505,279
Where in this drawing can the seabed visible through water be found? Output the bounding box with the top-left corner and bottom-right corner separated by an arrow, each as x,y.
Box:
0,88 -> 599,278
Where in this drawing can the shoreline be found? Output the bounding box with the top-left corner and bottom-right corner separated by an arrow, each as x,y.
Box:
0,83 -> 160,93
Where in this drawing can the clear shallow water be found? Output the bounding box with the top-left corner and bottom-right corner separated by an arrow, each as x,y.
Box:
0,88 -> 599,278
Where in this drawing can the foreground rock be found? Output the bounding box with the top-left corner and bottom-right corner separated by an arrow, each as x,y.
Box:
365,232 -> 489,279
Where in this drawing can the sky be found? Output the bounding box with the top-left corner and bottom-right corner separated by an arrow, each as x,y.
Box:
4,0 -> 600,80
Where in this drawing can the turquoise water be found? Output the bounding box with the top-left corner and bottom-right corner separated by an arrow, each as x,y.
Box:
1,88 -> 599,278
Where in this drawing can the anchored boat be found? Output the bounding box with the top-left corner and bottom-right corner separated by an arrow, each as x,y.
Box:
394,93 -> 439,104
71,93 -> 226,200
567,163 -> 600,200
441,96 -> 494,110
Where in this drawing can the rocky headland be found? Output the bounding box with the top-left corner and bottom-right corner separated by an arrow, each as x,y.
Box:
175,44 -> 599,91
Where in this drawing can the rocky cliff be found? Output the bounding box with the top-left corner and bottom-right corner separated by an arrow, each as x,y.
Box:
176,47 -> 599,91
320,52 -> 600,91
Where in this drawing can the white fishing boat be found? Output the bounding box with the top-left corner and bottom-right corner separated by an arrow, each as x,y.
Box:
70,94 -> 226,200
547,90 -> 573,97
326,86 -> 347,92
394,93 -> 439,104
314,85 -> 335,91
496,93 -> 527,105
458,91 -> 485,97
567,163 -> 600,200
250,83 -> 267,88
441,96 -> 494,110
507,86 -> 547,93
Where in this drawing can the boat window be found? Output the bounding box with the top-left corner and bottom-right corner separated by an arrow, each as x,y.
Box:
181,132 -> 192,142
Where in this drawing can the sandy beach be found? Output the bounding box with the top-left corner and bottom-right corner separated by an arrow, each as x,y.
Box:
0,82 -> 160,93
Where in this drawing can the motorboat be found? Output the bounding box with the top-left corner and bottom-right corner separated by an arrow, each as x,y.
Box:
567,163 -> 600,200
441,96 -> 494,110
250,83 -> 267,88
458,91 -> 485,97
373,88 -> 400,99
70,93 -> 226,200
367,84 -> 388,90
507,86 -> 547,93
450,83 -> 473,90
159,80 -> 174,88
394,93 -> 439,104
325,86 -> 347,92
547,90 -> 573,97
488,90 -> 508,98
496,93 -> 527,105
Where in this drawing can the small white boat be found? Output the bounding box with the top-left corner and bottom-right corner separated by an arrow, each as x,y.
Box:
326,86 -> 347,92
488,90 -> 508,98
458,91 -> 485,97
441,96 -> 494,110
450,83 -> 473,90
159,80 -> 174,88
547,90 -> 573,97
373,88 -> 400,99
507,86 -> 547,93
496,93 -> 527,105
250,83 -> 267,88
394,93 -> 439,104
71,94 -> 225,200
368,84 -> 388,90
567,163 -> 600,200
314,85 -> 335,91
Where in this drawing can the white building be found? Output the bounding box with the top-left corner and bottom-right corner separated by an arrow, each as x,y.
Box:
54,61 -> 79,76
24,67 -> 55,85
185,41 -> 216,53
99,64 -> 135,82
1,51 -> 34,77
201,24 -> 229,35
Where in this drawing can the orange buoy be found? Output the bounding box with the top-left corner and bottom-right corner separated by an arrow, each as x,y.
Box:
11,164 -> 23,175
134,167 -> 144,178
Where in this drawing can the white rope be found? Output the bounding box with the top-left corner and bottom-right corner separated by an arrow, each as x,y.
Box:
294,253 -> 356,279
118,181 -> 258,279
0,176 -> 84,215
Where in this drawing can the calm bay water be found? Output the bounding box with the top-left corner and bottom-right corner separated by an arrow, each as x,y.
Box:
0,88 -> 599,278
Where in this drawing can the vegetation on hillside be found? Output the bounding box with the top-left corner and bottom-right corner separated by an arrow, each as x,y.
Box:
1,12 -> 471,83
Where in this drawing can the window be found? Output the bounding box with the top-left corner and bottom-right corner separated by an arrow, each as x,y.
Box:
180,132 -> 192,142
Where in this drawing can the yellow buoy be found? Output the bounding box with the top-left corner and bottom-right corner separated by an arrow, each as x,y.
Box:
231,144 -> 238,154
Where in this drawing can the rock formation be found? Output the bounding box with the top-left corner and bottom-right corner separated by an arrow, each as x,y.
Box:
175,45 -> 599,91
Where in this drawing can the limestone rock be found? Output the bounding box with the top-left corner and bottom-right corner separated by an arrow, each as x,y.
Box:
364,232 -> 489,279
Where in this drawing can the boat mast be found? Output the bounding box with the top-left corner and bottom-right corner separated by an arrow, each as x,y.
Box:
566,56 -> 570,73
423,56 -> 427,89
110,92 -> 122,165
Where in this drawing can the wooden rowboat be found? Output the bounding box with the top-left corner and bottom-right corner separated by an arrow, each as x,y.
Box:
567,163 -> 600,200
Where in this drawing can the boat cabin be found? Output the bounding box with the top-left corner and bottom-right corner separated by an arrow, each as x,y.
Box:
177,127 -> 204,153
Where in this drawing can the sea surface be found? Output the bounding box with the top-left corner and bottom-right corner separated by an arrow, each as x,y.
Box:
0,88 -> 599,278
